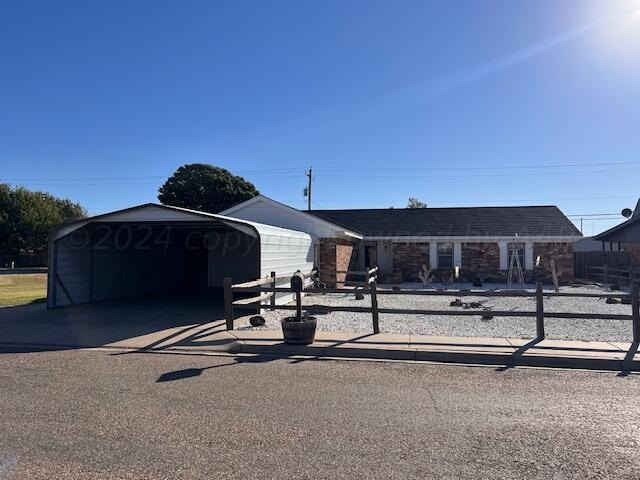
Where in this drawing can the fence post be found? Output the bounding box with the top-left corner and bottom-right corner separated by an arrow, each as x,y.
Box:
632,284 -> 639,343
223,277 -> 234,331
535,282 -> 545,340
270,271 -> 276,311
291,274 -> 303,321
370,278 -> 380,334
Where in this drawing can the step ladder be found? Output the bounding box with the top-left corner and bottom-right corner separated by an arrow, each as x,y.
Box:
507,247 -> 524,289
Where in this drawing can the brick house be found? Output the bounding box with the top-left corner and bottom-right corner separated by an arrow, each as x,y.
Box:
222,196 -> 582,285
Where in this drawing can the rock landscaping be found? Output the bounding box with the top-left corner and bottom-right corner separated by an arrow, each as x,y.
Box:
240,283 -> 635,343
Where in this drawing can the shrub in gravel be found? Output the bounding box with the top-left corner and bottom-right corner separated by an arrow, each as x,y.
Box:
481,308 -> 494,320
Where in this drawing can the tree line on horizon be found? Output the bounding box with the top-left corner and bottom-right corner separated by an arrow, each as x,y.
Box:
1,163 -> 428,268
0,184 -> 87,267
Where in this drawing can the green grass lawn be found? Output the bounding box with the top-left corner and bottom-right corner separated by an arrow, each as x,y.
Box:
0,273 -> 47,307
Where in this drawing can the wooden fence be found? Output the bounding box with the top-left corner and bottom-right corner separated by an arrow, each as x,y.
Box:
587,265 -> 640,285
574,251 -> 629,280
224,268 -> 640,343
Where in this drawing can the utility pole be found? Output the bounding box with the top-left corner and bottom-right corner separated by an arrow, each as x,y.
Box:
304,167 -> 312,211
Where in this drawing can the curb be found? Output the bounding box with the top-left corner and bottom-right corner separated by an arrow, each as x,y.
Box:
2,339 -> 637,372
229,341 -> 640,372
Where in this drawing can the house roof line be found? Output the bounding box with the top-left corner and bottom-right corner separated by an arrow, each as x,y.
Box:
308,205 -> 561,213
594,217 -> 637,241
307,205 -> 582,238
220,195 -> 364,239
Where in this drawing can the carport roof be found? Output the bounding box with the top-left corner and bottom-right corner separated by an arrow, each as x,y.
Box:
53,203 -> 313,242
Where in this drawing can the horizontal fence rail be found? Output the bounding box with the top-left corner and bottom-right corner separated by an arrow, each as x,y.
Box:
224,268 -> 640,343
587,265 -> 640,285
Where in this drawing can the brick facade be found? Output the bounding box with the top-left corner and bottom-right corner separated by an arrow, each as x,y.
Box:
319,238 -> 357,286
461,243 -> 500,281
392,242 -> 429,282
532,242 -> 574,283
389,240 -> 575,284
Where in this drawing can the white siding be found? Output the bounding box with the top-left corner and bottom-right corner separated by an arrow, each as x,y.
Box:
221,196 -> 350,239
255,224 -> 314,278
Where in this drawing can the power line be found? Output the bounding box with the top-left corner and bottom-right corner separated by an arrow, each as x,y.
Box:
313,161 -> 637,172
565,213 -> 621,217
277,195 -> 636,204
314,168 -> 640,179
2,161 -> 636,183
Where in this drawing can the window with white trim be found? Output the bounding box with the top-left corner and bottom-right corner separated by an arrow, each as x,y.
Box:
437,242 -> 454,269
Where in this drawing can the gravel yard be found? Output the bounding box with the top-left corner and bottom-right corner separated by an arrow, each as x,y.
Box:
239,283 -> 636,342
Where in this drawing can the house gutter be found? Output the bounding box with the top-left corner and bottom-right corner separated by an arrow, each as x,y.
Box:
363,235 -> 582,242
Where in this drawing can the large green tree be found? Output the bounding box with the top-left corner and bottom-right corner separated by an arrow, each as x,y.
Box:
158,163 -> 259,213
407,197 -> 427,208
0,184 -> 86,265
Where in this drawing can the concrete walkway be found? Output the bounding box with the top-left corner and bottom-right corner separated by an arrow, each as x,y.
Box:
1,302 -> 638,371
224,327 -> 640,371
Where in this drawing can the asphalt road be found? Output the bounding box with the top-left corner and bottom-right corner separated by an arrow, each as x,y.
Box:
0,348 -> 639,480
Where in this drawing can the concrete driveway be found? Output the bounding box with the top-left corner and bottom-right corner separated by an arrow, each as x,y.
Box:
2,294 -> 639,372
0,292 -> 235,353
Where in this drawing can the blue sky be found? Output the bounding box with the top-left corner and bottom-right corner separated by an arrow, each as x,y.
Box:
2,0 -> 640,234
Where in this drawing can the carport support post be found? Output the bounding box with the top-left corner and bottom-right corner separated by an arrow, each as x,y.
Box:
535,282 -> 545,340
270,271 -> 276,311
224,277 -> 234,331
632,285 -> 640,343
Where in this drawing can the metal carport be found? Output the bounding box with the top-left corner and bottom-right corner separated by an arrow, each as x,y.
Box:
47,203 -> 313,308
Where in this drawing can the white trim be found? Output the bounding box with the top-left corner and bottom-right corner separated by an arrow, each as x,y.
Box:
453,241 -> 462,268
369,235 -> 580,242
429,242 -> 438,269
498,242 -> 508,270
525,242 -> 534,270
220,195 -> 363,240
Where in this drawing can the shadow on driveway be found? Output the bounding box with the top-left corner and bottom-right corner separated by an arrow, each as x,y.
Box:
0,291 -> 229,354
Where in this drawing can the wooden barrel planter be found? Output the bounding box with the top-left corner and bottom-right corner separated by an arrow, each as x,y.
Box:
281,316 -> 317,345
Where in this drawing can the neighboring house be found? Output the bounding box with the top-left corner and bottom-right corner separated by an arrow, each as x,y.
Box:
594,199 -> 640,268
222,196 -> 582,285
574,237 -> 623,252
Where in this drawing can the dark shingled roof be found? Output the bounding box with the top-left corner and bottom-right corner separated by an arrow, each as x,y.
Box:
308,206 -> 581,237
